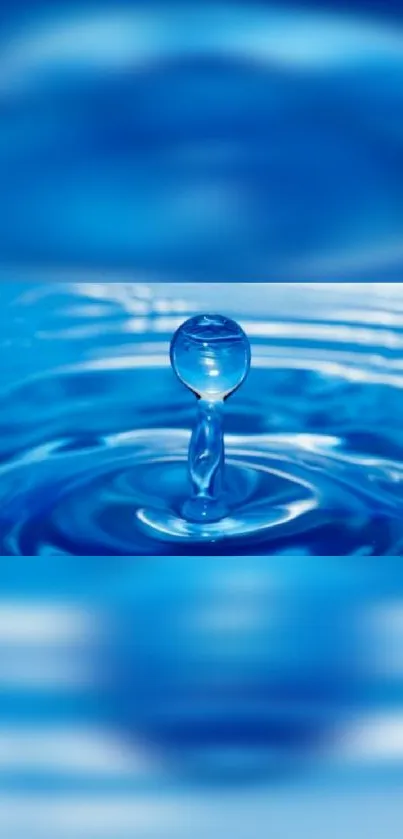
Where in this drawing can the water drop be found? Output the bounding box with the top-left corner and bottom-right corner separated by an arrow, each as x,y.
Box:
170,314 -> 251,522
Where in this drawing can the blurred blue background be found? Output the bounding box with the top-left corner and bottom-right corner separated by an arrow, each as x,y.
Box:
1,0 -> 403,279
1,556 -> 403,839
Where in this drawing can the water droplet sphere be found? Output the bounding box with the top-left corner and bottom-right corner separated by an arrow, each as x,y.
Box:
170,314 -> 251,523
170,314 -> 251,400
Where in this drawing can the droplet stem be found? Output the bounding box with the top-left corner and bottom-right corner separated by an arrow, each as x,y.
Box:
182,398 -> 229,523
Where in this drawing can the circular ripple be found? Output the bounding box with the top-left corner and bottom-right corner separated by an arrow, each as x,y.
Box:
1,425 -> 401,555
1,284 -> 403,555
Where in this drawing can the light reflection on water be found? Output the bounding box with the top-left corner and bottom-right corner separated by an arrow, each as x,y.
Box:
0,281 -> 402,555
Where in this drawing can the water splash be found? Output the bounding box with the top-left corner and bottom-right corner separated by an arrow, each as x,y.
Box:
170,314 -> 250,523
0,282 -> 402,556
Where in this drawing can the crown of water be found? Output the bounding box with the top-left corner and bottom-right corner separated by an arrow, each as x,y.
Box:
170,314 -> 251,399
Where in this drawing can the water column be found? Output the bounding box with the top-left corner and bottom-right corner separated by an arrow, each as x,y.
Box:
170,314 -> 251,523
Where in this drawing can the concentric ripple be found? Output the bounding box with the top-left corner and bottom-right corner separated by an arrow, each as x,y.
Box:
1,282 -> 403,556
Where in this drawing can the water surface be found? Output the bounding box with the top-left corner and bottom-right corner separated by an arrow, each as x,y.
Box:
1,281 -> 402,556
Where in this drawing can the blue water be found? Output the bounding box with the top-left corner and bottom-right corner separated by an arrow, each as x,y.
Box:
1,281 -> 402,556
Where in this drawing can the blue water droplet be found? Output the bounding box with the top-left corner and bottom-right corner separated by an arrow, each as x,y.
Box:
170,314 -> 251,523
170,314 -> 251,400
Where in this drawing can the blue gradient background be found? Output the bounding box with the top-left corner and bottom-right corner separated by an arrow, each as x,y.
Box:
1,1 -> 403,279
1,556 -> 403,839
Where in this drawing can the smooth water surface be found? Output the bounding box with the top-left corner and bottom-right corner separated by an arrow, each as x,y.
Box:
1,281 -> 402,556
